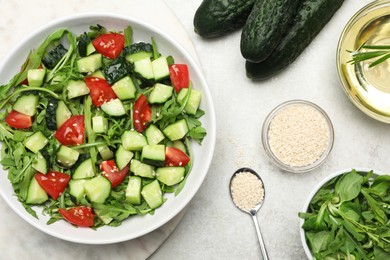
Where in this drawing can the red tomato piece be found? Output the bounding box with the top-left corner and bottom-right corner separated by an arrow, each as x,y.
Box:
58,206 -> 95,227
85,77 -> 117,107
35,171 -> 71,200
5,110 -> 32,129
133,94 -> 151,132
100,160 -> 129,188
54,115 -> 85,146
92,33 -> 125,59
169,64 -> 190,93
165,147 -> 190,167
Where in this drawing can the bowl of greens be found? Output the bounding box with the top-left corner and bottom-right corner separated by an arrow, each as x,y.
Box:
0,13 -> 216,244
299,168 -> 390,259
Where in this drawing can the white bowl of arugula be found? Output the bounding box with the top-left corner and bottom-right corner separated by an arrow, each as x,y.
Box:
0,13 -> 216,244
299,168 -> 390,259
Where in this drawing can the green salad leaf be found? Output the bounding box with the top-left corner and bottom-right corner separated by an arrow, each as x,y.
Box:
299,170 -> 390,259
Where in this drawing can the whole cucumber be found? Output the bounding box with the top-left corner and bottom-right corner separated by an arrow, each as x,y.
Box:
240,0 -> 301,63
194,0 -> 255,38
246,0 -> 345,80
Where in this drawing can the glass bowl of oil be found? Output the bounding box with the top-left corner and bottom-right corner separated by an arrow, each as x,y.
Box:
337,0 -> 390,123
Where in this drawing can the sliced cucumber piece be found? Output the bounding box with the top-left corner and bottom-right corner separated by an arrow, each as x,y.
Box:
97,145 -> 114,160
130,159 -> 155,179
101,99 -> 126,117
177,87 -> 202,115
152,56 -> 169,81
156,167 -> 185,186
145,124 -> 165,145
121,130 -> 148,151
126,52 -> 152,63
92,115 -> 108,134
111,76 -> 136,100
32,151 -> 48,174
141,179 -> 163,209
83,175 -> 111,203
56,100 -> 72,128
86,42 -> 96,56
115,145 -> 134,170
94,209 -> 115,225
125,176 -> 142,205
134,57 -> 154,81
67,80 -> 90,99
69,179 -> 86,202
27,68 -> 46,87
141,144 -> 165,167
91,70 -> 105,79
163,119 -> 189,141
148,83 -> 173,104
77,53 -> 102,73
24,132 -> 48,154
73,158 -> 95,179
56,145 -> 80,168
172,140 -> 187,154
26,176 -> 48,205
13,94 -> 39,116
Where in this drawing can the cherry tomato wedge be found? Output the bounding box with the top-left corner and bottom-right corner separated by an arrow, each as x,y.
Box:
5,110 -> 32,129
35,171 -> 71,200
58,206 -> 95,227
85,77 -> 117,107
165,147 -> 190,167
133,94 -> 151,132
54,115 -> 85,146
100,160 -> 129,188
92,33 -> 125,59
169,64 -> 190,93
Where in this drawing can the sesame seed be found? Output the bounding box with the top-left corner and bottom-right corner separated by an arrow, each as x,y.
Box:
230,172 -> 264,211
268,103 -> 329,167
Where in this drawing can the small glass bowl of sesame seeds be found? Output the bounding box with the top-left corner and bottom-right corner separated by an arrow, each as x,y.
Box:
262,100 -> 334,173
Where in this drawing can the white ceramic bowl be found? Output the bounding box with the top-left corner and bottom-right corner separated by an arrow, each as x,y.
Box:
299,168 -> 385,258
0,13 -> 216,244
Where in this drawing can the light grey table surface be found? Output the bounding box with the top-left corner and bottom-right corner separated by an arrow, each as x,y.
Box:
0,0 -> 386,259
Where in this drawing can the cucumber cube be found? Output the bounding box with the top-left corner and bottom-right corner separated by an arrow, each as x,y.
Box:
152,56 -> 169,81
67,80 -> 90,99
97,145 -> 114,160
56,100 -> 72,128
83,175 -> 111,203
69,179 -> 86,202
134,58 -> 154,80
32,151 -> 48,174
130,159 -> 155,179
56,145 -> 80,168
141,180 -> 163,209
163,119 -> 189,141
26,176 -> 48,205
145,124 -> 165,145
115,145 -> 134,170
27,68 -> 46,87
77,53 -> 102,73
126,176 -> 142,205
121,130 -> 148,151
13,94 -> 38,116
92,116 -> 108,134
91,70 -> 105,79
141,144 -> 165,167
156,167 -> 185,186
112,76 -> 136,100
101,99 -> 126,117
24,132 -> 48,154
148,83 -> 173,104
177,88 -> 202,115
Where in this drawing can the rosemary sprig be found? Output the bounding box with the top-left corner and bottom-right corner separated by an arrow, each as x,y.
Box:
348,45 -> 390,68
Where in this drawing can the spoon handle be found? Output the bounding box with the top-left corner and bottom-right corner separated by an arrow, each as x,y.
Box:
251,213 -> 269,260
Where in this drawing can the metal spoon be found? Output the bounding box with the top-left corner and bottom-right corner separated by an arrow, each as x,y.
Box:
229,167 -> 269,260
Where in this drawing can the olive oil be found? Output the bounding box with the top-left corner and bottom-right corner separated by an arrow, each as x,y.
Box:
337,1 -> 390,123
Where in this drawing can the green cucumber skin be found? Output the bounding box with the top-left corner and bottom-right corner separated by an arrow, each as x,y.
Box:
194,0 -> 255,38
240,0 -> 301,63
246,0 -> 345,80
